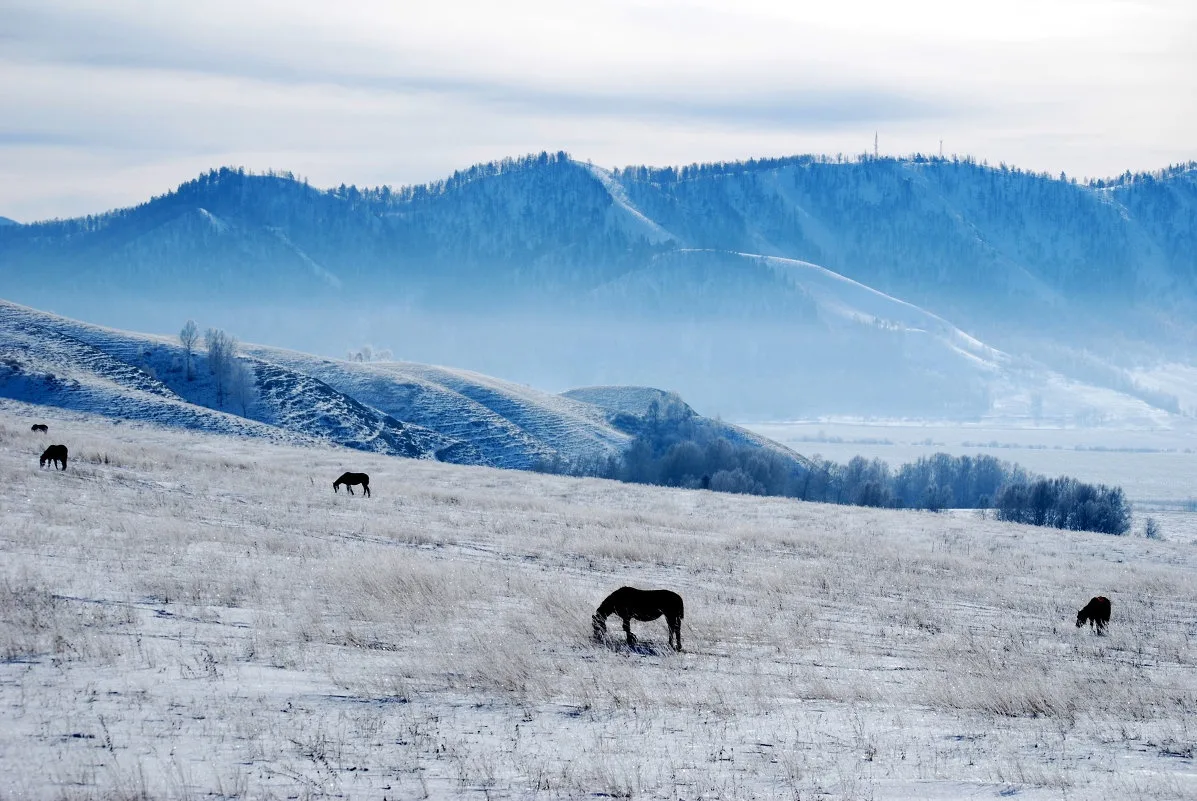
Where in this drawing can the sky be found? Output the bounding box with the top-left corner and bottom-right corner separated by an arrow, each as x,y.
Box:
1,0 -> 1195,222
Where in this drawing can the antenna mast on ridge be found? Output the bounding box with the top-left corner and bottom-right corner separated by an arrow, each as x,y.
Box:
874,132 -> 878,159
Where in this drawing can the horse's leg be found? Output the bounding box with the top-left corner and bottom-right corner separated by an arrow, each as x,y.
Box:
348,485 -> 355,496
364,484 -> 370,498
671,616 -> 682,651
623,616 -> 635,646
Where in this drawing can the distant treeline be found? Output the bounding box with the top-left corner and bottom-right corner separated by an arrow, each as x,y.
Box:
993,477 -> 1130,535
535,411 -> 1131,535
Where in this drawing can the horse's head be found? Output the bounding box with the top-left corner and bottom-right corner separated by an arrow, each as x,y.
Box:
332,480 -> 340,493
592,612 -> 608,642
1075,609 -> 1086,628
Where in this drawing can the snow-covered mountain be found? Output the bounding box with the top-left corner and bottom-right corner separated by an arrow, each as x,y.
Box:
7,154 -> 1195,326
2,152 -> 1194,418
1,300 -> 821,472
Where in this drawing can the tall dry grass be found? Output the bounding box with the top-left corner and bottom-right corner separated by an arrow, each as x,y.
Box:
1,400 -> 1195,799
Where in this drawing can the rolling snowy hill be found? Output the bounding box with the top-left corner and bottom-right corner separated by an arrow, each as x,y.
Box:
1,299 -> 825,473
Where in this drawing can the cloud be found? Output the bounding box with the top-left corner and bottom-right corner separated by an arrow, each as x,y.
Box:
0,0 -> 1194,220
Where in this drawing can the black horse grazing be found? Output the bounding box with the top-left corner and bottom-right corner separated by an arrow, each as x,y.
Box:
31,424 -> 48,433
333,471 -> 370,497
1076,595 -> 1111,634
40,444 -> 68,470
593,586 -> 684,651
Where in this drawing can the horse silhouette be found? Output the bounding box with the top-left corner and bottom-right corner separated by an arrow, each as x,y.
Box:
40,445 -> 68,470
593,586 -> 684,651
333,471 -> 370,497
30,424 -> 48,433
1076,595 -> 1111,634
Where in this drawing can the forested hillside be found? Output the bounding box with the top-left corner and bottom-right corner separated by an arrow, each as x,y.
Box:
6,153 -> 1194,323
3,152 -> 1194,418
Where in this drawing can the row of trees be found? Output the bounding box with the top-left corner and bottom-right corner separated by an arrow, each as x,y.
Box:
994,477 -> 1130,534
537,411 -> 1131,535
796,453 -> 1033,511
179,320 -> 256,414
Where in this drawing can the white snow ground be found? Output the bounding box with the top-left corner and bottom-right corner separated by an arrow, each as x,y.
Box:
2,401 -> 1194,800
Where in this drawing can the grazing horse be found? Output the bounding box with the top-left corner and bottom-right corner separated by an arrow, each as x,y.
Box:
40,444 -> 68,470
31,424 -> 48,433
593,586 -> 684,651
333,471 -> 370,497
1076,595 -> 1111,634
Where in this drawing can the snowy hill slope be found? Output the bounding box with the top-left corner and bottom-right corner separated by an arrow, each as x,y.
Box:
238,348 -> 632,470
0,306 -> 294,441
0,301 -> 447,459
0,300 -> 649,469
565,385 -> 816,470
594,248 -> 1004,367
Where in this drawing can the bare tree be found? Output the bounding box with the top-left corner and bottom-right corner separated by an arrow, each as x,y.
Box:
204,328 -> 239,407
229,358 -> 257,417
179,320 -> 198,380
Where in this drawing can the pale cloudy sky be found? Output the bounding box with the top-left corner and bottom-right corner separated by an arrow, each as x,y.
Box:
1,0 -> 1194,221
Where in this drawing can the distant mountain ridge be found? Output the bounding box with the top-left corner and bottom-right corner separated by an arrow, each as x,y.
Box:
5,153 -> 1194,320
3,151 -> 1194,418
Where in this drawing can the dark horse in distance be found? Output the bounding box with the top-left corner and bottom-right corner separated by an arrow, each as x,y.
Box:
593,586 -> 684,651
40,445 -> 68,470
1076,595 -> 1111,634
31,424 -> 48,433
333,471 -> 370,497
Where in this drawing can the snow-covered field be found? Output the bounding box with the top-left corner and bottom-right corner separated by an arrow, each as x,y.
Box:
3,400 -> 1196,800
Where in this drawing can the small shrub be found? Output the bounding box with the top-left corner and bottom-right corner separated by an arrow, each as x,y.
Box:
1143,517 -> 1162,540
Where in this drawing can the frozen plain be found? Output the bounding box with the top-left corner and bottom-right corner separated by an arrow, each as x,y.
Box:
2,400 -> 1196,800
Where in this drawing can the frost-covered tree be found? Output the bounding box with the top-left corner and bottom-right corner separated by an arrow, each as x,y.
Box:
228,359 -> 257,417
346,345 -> 394,363
203,328 -> 239,407
1143,517 -> 1161,539
179,319 -> 198,380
